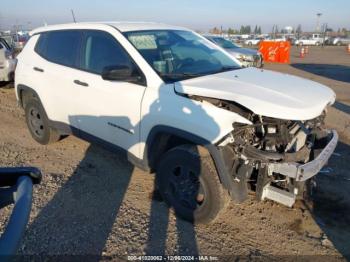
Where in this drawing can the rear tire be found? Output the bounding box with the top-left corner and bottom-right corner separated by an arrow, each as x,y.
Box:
156,145 -> 229,224
24,98 -> 60,145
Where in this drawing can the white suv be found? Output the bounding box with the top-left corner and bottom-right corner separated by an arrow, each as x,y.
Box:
15,22 -> 338,224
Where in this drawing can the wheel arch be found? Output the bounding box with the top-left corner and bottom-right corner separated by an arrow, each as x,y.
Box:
143,125 -> 236,197
16,84 -> 42,109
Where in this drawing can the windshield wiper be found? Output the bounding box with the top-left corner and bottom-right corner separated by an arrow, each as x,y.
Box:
216,66 -> 241,73
158,67 -> 239,82
157,72 -> 206,81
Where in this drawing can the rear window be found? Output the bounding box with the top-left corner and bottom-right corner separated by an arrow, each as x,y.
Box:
35,30 -> 81,68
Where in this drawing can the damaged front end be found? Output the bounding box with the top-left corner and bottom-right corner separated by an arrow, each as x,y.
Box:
214,99 -> 338,207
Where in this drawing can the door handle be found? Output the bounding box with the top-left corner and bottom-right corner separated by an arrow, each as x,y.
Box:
33,67 -> 44,72
74,80 -> 89,87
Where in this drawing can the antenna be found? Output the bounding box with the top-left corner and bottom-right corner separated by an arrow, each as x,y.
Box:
71,9 -> 77,23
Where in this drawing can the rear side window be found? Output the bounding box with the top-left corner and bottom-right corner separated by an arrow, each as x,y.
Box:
81,31 -> 131,74
34,33 -> 48,56
35,30 -> 81,68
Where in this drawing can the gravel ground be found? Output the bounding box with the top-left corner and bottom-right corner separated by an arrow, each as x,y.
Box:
0,46 -> 349,261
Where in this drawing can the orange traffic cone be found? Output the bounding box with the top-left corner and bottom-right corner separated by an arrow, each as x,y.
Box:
347,44 -> 350,53
300,47 -> 305,58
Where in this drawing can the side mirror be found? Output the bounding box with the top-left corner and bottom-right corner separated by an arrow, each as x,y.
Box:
101,65 -> 142,83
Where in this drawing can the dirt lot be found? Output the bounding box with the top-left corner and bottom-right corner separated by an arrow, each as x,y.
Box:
0,46 -> 350,261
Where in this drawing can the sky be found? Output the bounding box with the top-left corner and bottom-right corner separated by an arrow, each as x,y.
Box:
0,0 -> 349,33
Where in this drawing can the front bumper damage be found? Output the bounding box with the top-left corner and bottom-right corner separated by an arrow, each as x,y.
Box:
219,127 -> 338,207
260,130 -> 338,207
268,130 -> 338,182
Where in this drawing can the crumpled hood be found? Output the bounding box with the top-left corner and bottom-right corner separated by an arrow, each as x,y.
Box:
175,67 -> 336,120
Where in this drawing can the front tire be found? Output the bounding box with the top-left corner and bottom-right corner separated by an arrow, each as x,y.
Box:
156,145 -> 229,224
25,98 -> 60,145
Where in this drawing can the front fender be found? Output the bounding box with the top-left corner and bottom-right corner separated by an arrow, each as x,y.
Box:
143,125 -> 244,202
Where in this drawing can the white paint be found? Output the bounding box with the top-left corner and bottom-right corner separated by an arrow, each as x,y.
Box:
175,67 -> 335,120
16,22 -> 335,162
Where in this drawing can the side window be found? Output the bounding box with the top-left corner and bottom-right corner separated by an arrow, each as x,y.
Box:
34,33 -> 48,56
81,31 -> 132,74
38,30 -> 81,67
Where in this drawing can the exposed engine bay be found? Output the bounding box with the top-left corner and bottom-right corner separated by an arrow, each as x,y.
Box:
192,96 -> 337,207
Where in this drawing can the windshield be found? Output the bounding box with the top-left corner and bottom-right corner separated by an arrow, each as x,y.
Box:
124,30 -> 240,82
211,37 -> 240,49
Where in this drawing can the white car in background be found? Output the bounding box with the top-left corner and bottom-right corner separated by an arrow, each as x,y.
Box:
332,37 -> 350,46
244,37 -> 264,46
204,35 -> 263,67
0,37 -> 16,83
15,22 -> 338,224
295,34 -> 324,46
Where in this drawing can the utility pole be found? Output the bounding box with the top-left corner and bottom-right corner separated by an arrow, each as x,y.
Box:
0,12 -> 2,33
272,24 -> 277,40
316,13 -> 322,32
15,19 -> 19,42
322,23 -> 327,47
71,9 -> 77,23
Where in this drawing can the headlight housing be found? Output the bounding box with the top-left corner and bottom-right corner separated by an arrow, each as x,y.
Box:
235,54 -> 254,62
235,54 -> 246,61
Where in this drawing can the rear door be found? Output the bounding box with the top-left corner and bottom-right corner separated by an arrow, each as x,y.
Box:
32,30 -> 82,128
72,30 -> 147,155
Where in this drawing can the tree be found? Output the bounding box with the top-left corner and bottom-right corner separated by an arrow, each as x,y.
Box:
227,28 -> 235,35
239,25 -> 252,34
240,25 -> 245,34
246,25 -> 251,34
254,25 -> 258,34
209,27 -> 221,35
258,26 -> 262,34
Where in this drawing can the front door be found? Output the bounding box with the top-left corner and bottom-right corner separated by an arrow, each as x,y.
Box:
72,30 -> 147,157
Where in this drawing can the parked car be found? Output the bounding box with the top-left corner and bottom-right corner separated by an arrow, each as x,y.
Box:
0,167 -> 41,258
295,34 -> 324,46
332,37 -> 350,46
265,36 -> 287,42
244,37 -> 264,46
229,35 -> 243,44
0,37 -> 16,82
204,35 -> 263,67
15,22 -> 338,224
0,35 -> 15,49
13,34 -> 29,50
